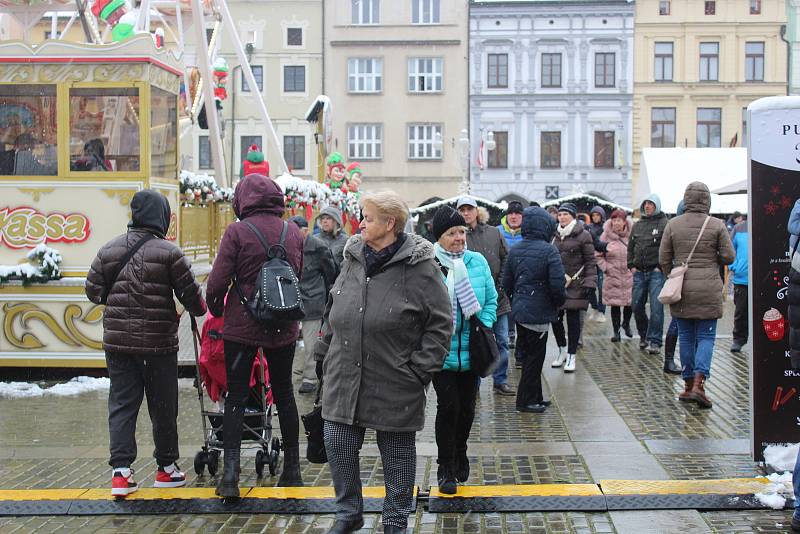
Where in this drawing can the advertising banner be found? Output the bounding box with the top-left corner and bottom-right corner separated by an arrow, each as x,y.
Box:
749,97 -> 800,461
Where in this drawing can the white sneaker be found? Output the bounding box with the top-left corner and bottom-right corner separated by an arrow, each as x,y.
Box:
564,354 -> 576,373
154,462 -> 186,488
551,348 -> 565,368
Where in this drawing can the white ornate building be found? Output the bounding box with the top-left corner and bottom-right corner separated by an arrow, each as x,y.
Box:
469,0 -> 634,206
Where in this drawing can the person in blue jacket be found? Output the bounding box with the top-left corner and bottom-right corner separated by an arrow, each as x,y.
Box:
430,205 -> 498,496
728,217 -> 749,352
503,206 -> 566,413
497,200 -> 524,249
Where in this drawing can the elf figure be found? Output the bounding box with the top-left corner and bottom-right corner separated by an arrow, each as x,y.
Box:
92,0 -> 127,28
212,58 -> 229,101
346,162 -> 363,193
241,144 -> 269,177
325,152 -> 348,192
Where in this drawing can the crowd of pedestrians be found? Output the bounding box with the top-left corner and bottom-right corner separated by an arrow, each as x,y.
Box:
85,171 -> 751,534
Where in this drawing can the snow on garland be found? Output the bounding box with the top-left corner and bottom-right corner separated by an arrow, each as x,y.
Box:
409,195 -> 508,216
179,170 -> 234,204
0,244 -> 63,285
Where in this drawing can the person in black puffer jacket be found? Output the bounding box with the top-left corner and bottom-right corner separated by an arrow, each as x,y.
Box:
503,207 -> 566,413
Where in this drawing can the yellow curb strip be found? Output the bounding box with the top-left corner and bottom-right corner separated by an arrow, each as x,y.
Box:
430,484 -> 602,498
599,478 -> 771,496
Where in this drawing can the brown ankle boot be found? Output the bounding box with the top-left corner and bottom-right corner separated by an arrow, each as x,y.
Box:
689,373 -> 712,408
678,378 -> 694,402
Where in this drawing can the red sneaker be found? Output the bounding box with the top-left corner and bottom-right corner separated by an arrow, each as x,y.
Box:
111,468 -> 138,497
154,463 -> 186,488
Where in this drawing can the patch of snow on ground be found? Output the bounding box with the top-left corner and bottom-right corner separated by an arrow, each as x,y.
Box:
764,444 -> 799,472
0,377 -> 109,398
756,492 -> 787,510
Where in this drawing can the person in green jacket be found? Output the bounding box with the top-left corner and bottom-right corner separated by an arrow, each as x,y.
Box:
430,205 -> 498,496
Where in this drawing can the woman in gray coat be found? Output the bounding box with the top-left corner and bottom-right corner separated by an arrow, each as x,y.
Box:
314,191 -> 451,534
659,182 -> 735,409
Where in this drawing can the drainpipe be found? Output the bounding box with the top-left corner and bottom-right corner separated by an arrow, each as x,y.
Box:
781,24 -> 791,96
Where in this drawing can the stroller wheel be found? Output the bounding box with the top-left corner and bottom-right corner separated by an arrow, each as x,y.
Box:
255,449 -> 266,477
207,450 -> 220,476
194,451 -> 207,475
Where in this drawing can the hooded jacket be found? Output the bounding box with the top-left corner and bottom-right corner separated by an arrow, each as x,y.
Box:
207,175 -> 304,349
497,216 -> 523,249
554,219 -> 597,310
318,206 -> 348,266
502,207 -> 566,325
85,189 -> 206,354
299,233 -> 339,320
596,218 -> 633,307
313,233 -> 452,432
628,194 -> 669,271
587,206 -> 608,253
659,182 -> 735,319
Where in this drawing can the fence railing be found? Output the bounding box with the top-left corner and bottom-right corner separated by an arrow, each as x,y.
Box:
179,203 -> 235,260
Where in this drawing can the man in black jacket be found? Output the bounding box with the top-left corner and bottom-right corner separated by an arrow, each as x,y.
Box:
627,194 -> 668,354
290,216 -> 339,394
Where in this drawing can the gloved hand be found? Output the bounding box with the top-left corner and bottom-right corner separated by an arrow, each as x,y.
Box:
315,360 -> 323,380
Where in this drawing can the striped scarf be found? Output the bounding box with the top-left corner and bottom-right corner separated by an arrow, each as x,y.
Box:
434,244 -> 482,327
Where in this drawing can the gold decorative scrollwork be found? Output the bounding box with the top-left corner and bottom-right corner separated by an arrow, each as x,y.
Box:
38,64 -> 88,83
102,188 -> 137,207
2,303 -> 103,350
93,64 -> 144,83
18,188 -> 55,202
0,64 -> 33,83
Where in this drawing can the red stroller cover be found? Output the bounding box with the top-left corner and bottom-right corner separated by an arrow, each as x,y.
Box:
198,312 -> 273,405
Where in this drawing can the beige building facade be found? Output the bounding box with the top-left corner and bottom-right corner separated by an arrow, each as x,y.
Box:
632,0 -> 787,192
324,0 -> 469,206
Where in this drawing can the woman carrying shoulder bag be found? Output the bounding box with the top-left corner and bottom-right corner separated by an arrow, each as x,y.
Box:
659,182 -> 735,408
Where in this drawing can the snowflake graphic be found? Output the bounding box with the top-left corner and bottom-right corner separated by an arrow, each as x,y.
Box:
765,201 -> 779,215
782,196 -> 793,210
771,185 -> 781,195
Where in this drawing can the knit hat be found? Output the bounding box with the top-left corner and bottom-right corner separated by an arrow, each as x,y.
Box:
319,205 -> 343,227
506,200 -> 524,215
610,208 -> 627,220
290,215 -> 308,228
243,144 -> 269,177
432,205 -> 466,241
557,202 -> 577,218
326,151 -> 346,170
346,161 -> 362,178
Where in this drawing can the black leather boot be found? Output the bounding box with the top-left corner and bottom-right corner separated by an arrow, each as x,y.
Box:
384,526 -> 407,534
327,517 -> 364,533
663,333 -> 681,374
216,448 -> 240,499
277,445 -> 304,487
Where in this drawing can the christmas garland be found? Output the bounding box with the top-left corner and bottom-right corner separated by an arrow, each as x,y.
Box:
179,170 -> 234,204
0,244 -> 63,285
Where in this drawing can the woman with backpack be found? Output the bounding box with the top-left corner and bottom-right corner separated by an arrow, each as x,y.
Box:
659,182 -> 735,408
207,174 -> 306,498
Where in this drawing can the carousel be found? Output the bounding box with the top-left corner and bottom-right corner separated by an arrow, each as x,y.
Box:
0,1 -> 358,369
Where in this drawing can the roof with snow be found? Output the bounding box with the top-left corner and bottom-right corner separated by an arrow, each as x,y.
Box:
637,148 -> 748,214
541,193 -> 631,213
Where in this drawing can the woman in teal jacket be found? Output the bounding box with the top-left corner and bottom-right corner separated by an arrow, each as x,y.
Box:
430,205 -> 498,496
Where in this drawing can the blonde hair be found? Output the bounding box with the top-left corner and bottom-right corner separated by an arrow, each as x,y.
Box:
360,191 -> 409,236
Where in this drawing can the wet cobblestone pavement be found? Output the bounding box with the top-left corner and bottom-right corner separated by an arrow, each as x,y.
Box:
0,303 -> 794,533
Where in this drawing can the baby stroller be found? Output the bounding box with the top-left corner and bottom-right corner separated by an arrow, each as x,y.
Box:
190,313 -> 281,477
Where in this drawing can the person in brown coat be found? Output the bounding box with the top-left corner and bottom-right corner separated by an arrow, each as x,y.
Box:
551,202 -> 597,373
315,191 -> 451,534
206,174 -> 305,496
659,182 -> 735,408
85,189 -> 206,497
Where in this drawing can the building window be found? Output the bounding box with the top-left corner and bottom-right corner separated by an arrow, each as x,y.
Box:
745,42 -> 765,81
241,65 -> 263,92
541,132 -> 561,169
697,108 -> 722,148
704,1 -> 715,15
408,124 -> 442,160
44,30 -> 61,39
595,53 -> 615,88
487,53 -> 508,88
488,131 -> 508,169
750,0 -> 761,14
412,0 -> 440,24
240,135 -> 262,170
283,136 -> 305,171
659,1 -> 670,15
283,65 -> 306,93
348,124 -> 383,160
699,42 -> 719,81
542,53 -> 562,88
654,42 -> 674,82
594,131 -> 615,169
352,0 -> 380,24
348,58 -> 382,93
198,136 -> 212,169
651,107 -> 676,147
408,57 -> 443,92
287,28 -> 303,47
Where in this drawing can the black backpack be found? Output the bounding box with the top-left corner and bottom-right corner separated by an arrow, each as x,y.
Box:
234,220 -> 305,324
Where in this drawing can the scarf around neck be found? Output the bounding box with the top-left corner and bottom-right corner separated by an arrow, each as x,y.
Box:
557,219 -> 577,240
434,243 -> 481,327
